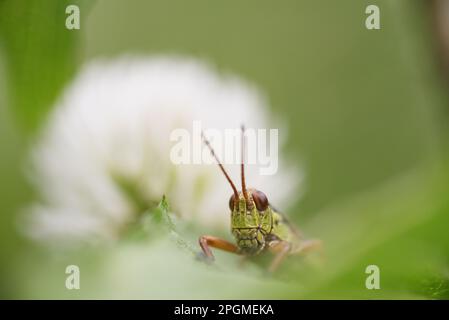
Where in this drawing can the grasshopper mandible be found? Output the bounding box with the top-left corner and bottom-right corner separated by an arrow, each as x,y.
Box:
199,126 -> 321,272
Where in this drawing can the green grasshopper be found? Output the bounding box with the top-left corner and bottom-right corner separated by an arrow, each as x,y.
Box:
199,126 -> 321,272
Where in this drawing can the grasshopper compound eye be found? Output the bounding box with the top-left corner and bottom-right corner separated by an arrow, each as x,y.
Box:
229,194 -> 236,211
252,190 -> 269,211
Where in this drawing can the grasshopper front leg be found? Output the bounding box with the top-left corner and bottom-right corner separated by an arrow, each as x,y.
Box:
267,240 -> 291,273
268,239 -> 322,272
198,235 -> 240,261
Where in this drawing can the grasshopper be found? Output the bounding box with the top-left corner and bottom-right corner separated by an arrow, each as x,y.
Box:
199,126 -> 321,272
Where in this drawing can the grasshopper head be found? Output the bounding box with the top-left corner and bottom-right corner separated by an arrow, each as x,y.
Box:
202,125 -> 272,254
229,188 -> 269,227
202,125 -> 269,217
229,189 -> 271,254
229,189 -> 269,217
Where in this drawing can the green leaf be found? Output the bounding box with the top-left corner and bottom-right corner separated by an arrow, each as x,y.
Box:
0,0 -> 94,134
124,196 -> 197,256
152,196 -> 197,255
152,195 -> 175,228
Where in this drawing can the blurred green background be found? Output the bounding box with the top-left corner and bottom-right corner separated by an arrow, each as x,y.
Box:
1,0 -> 449,299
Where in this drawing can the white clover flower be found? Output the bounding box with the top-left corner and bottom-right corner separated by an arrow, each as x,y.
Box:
24,56 -> 302,247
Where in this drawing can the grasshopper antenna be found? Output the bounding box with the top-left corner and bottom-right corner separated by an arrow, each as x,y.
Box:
240,125 -> 250,204
201,131 -> 239,199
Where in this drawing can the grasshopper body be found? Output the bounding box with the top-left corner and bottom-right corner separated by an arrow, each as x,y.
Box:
199,126 -> 320,272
